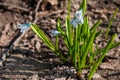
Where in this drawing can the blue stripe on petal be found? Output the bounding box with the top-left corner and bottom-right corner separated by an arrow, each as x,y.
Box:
17,23 -> 31,33
70,18 -> 78,28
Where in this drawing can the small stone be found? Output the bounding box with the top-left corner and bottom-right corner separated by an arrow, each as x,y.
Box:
92,73 -> 101,79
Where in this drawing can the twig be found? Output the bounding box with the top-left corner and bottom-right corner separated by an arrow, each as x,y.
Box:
0,30 -> 20,66
0,2 -> 29,12
34,0 -> 42,23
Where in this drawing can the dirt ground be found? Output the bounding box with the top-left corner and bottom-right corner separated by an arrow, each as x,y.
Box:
0,0 -> 120,80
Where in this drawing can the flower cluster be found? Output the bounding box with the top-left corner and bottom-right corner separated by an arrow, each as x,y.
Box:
51,9 -> 84,36
18,22 -> 31,32
70,9 -> 84,28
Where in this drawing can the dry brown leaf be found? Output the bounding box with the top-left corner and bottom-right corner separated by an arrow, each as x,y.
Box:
47,0 -> 58,5
100,60 -> 119,70
41,0 -> 58,10
35,41 -> 41,52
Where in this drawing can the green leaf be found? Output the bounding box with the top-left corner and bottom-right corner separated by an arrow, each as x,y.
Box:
57,18 -> 65,36
95,30 -> 102,38
68,0 -> 70,17
88,34 -> 116,80
55,36 -> 59,51
79,0 -> 86,16
31,23 -> 66,62
90,20 -> 101,32
96,41 -> 120,55
105,8 -> 118,39
81,30 -> 96,68
66,17 -> 72,47
31,23 -> 55,51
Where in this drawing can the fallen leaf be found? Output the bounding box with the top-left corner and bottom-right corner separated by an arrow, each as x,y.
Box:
47,0 -> 58,6
100,60 -> 119,70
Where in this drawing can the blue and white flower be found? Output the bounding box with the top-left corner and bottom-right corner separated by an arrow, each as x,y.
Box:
70,18 -> 79,28
51,30 -> 60,36
75,9 -> 84,24
18,22 -> 31,33
70,9 -> 84,28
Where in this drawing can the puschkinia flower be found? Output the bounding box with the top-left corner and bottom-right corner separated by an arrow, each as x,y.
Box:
70,18 -> 82,28
70,9 -> 84,28
51,30 -> 60,36
18,22 -> 31,32
75,9 -> 84,24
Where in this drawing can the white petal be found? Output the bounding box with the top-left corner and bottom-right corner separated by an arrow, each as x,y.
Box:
18,24 -> 24,29
51,30 -> 60,36
75,9 -> 83,19
75,9 -> 84,24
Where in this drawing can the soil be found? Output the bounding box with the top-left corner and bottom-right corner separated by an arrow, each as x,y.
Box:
0,0 -> 120,80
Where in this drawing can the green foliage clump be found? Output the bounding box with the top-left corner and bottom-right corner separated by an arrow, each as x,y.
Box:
30,0 -> 120,79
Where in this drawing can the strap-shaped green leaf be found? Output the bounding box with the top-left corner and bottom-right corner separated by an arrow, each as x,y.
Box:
90,20 -> 101,32
57,18 -> 65,36
88,34 -> 116,80
31,23 -> 55,51
81,30 -> 96,68
105,8 -> 118,39
79,0 -> 86,16
96,41 -> 120,55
